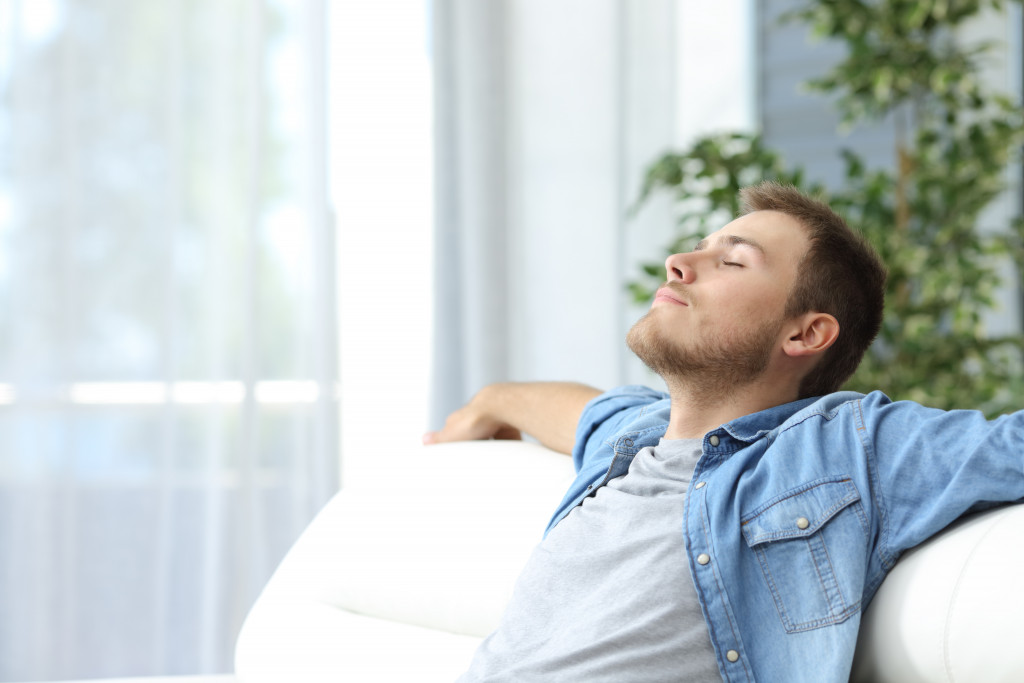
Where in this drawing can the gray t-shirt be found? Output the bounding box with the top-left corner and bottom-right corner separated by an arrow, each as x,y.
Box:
458,438 -> 721,682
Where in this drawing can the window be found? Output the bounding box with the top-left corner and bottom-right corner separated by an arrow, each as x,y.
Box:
0,0 -> 337,677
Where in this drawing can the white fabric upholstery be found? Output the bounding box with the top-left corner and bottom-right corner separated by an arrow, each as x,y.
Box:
234,439 -> 1024,682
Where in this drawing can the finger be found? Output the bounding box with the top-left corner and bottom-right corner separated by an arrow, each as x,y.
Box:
494,426 -> 522,440
423,423 -> 475,444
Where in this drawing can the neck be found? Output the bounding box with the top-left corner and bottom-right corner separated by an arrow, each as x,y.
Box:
662,373 -> 800,440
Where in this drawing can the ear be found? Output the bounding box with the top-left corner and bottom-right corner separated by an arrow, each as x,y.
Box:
782,312 -> 839,359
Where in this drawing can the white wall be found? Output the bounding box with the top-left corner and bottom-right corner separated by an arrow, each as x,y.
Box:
503,0 -> 640,390
330,2 -> 434,485
500,0 -> 757,391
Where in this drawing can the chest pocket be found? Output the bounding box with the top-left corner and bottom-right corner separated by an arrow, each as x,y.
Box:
741,476 -> 869,633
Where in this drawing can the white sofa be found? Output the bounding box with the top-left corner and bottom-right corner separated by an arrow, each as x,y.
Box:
24,440 -> 1021,683
233,439 -> 1024,682
234,441 -> 573,682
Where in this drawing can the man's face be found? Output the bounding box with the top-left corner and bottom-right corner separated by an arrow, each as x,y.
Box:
627,210 -> 810,387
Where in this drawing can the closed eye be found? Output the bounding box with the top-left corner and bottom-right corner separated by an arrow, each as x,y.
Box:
722,261 -> 743,267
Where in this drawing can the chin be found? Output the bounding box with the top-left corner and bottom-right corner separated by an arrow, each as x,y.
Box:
626,313 -> 680,374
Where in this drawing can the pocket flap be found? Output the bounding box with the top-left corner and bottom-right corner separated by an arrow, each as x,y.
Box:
741,477 -> 861,546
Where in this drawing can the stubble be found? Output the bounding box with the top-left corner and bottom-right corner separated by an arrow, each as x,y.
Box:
626,308 -> 782,397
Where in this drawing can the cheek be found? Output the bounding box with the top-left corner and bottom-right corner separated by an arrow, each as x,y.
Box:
744,283 -> 789,313
723,289 -> 788,328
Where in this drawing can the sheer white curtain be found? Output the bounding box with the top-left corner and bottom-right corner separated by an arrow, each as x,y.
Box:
0,0 -> 336,679
430,0 -> 510,426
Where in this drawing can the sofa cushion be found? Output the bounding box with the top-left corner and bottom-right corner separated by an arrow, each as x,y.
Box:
326,440 -> 574,636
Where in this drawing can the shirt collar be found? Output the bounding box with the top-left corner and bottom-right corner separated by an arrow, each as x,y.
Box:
719,396 -> 822,443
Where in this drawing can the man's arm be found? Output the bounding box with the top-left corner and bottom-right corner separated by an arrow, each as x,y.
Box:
422,381 -> 603,455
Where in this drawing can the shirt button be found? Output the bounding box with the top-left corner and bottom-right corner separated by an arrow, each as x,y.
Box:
623,438 -> 634,447
726,650 -> 740,662
709,435 -> 720,447
796,517 -> 810,530
694,481 -> 706,489
696,553 -> 710,565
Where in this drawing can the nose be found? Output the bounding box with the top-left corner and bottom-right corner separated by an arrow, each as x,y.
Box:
664,251 -> 697,284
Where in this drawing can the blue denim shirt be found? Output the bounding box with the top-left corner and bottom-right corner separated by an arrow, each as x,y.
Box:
544,385 -> 1024,682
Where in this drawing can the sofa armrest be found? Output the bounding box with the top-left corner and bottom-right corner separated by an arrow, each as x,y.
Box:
851,503 -> 1024,683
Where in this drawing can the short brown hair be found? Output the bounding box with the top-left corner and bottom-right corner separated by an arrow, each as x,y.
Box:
740,181 -> 887,397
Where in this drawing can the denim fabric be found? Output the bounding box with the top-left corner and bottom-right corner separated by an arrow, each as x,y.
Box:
544,385 -> 1024,682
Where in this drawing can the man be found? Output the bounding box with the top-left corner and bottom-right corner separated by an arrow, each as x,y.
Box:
423,182 -> 1024,682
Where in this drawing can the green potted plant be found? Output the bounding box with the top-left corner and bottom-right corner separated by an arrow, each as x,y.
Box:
631,0 -> 1024,416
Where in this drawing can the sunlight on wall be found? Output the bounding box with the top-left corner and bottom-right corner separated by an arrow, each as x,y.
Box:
330,1 -> 434,486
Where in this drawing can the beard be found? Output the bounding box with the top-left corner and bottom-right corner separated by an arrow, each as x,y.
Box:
626,308 -> 782,393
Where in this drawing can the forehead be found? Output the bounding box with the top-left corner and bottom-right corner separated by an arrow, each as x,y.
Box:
705,210 -> 809,265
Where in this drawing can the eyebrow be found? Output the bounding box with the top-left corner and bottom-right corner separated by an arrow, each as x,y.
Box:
693,234 -> 767,257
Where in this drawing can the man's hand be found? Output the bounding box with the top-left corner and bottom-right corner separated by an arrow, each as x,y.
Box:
422,381 -> 602,455
423,384 -> 524,443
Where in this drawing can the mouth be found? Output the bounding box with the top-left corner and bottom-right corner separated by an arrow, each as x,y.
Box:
653,287 -> 687,307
